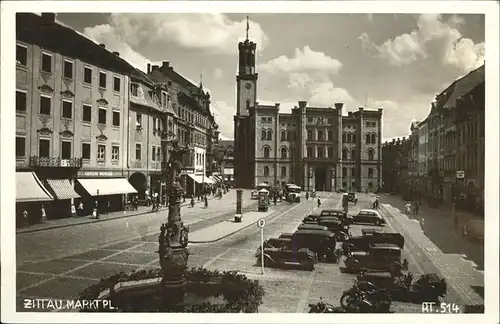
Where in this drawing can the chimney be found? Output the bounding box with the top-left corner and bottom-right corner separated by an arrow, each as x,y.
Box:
152,65 -> 160,71
41,13 -> 56,23
378,108 -> 383,113
348,111 -> 353,117
392,139 -> 395,143
298,101 -> 307,109
99,44 -> 106,48
334,103 -> 343,110
147,63 -> 151,74
359,107 -> 364,112
275,103 -> 280,110
162,61 -> 170,69
112,51 -> 120,56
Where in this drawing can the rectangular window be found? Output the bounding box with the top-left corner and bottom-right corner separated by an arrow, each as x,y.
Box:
16,90 -> 27,111
63,60 -> 73,79
307,130 -> 312,141
99,71 -> 106,88
327,118 -> 333,125
82,104 -> 92,122
16,44 -> 27,66
153,117 -> 157,130
135,144 -> 141,160
112,111 -> 120,126
97,144 -> 106,161
41,52 -> 52,73
131,83 -> 138,96
84,66 -> 92,84
40,95 -> 51,115
152,146 -> 156,161
281,166 -> 287,177
113,76 -> 120,92
368,168 -> 374,178
162,93 -> 167,106
61,141 -> 72,159
82,143 -> 91,159
351,168 -> 355,177
136,113 -> 142,127
39,139 -> 50,158
16,137 -> 25,157
308,117 -> 313,124
307,147 -> 313,158
156,146 -> 161,161
112,145 -> 119,161
62,100 -> 73,119
98,107 -> 106,124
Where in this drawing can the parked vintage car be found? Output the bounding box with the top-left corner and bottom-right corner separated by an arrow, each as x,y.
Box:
317,218 -> 350,241
352,209 -> 386,226
303,209 -> 353,225
278,230 -> 338,262
298,224 -> 330,232
343,243 -> 408,275
356,272 -> 447,303
342,231 -> 405,252
256,247 -> 317,271
256,237 -> 292,255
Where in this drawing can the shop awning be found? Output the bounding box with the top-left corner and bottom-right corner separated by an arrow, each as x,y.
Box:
204,177 -> 215,185
78,178 -> 138,196
212,174 -> 223,182
16,172 -> 54,202
46,179 -> 81,200
187,174 -> 204,184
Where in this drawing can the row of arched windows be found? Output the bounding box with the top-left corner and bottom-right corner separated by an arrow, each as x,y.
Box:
262,165 -> 288,177
280,130 -> 296,141
342,132 -> 357,143
261,129 -> 273,141
365,133 -> 377,144
342,148 -> 375,160
263,146 -> 292,159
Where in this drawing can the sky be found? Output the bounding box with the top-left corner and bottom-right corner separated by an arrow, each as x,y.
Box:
56,12 -> 485,141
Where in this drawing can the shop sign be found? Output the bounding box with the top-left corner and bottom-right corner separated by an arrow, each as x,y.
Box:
456,171 -> 465,179
78,171 -> 118,178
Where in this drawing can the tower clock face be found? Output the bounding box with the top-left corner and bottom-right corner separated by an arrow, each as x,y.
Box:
245,82 -> 252,90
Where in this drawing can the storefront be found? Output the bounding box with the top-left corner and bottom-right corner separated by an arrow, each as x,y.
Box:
76,170 -> 138,214
43,178 -> 81,220
16,172 -> 54,225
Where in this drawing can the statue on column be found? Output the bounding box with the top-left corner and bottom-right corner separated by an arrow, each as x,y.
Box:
158,139 -> 191,310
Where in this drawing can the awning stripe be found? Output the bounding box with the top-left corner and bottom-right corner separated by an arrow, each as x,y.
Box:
16,172 -> 54,202
46,179 -> 81,200
78,178 -> 138,196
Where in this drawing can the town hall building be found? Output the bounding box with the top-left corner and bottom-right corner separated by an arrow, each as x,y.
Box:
233,30 -> 383,192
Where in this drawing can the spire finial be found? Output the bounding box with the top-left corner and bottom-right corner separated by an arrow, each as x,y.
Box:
200,73 -> 203,89
246,15 -> 249,40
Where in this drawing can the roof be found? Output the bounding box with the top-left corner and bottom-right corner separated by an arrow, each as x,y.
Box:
443,65 -> 485,110
17,13 -> 134,75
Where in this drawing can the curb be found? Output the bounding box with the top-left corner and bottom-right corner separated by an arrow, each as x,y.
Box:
16,197 -> 220,235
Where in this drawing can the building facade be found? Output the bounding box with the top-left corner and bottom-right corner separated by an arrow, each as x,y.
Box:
149,62 -> 218,197
381,137 -> 409,194
233,35 -> 383,191
417,119 -> 428,196
215,140 -> 235,184
15,13 -> 137,223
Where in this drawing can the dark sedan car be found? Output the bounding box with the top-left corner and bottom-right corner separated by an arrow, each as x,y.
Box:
352,209 -> 386,226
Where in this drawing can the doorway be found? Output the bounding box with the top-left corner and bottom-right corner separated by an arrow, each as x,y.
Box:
315,167 -> 327,191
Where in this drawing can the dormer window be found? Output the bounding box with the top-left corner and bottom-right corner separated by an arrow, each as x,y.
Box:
131,83 -> 139,96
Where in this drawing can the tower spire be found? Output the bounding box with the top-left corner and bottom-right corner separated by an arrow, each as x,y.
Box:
199,73 -> 203,89
246,15 -> 249,40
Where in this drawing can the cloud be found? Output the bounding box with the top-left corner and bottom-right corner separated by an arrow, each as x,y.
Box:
84,13 -> 269,57
308,81 -> 356,108
211,101 -> 236,140
287,72 -> 315,90
360,14 -> 484,72
258,46 -> 343,74
214,68 -> 224,80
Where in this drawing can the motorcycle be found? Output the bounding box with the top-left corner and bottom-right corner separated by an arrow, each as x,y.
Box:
308,297 -> 336,313
340,280 -> 392,313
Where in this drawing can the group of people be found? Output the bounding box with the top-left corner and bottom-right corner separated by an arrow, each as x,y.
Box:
404,200 -> 420,215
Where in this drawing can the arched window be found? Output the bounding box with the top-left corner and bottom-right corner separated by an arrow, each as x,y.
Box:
267,129 -> 273,141
328,147 -> 333,158
318,130 -> 324,141
368,168 -> 374,178
351,149 -> 356,160
281,147 -> 288,159
263,146 -> 270,158
327,130 -> 333,141
281,166 -> 287,177
342,167 -> 347,177
261,130 -> 266,140
318,147 -> 324,158
263,166 -> 270,177
342,132 -> 346,143
307,130 -> 312,141
367,148 -> 374,161
351,167 -> 356,177
352,133 -> 356,143
365,133 -> 370,144
342,148 -> 348,160
287,130 -> 293,141
281,130 -> 286,141
347,133 -> 352,143
371,134 -> 376,144
246,100 -> 250,110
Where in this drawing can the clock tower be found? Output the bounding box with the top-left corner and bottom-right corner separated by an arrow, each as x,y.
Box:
236,20 -> 258,116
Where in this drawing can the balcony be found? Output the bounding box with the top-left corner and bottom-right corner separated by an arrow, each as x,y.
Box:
29,156 -> 82,168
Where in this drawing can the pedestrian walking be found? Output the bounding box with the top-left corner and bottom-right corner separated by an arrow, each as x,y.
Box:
354,197 -> 358,205
273,195 -> 277,205
414,201 -> 420,215
306,192 -> 309,200
317,196 -> 321,208
22,210 -> 29,226
404,202 -> 411,214
204,195 -> 208,208
41,204 -> 47,221
78,201 -> 84,216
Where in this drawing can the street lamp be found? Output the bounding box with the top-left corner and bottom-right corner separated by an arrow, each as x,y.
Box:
158,137 -> 192,311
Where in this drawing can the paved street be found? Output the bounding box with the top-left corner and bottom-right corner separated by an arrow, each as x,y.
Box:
16,191 -> 484,313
